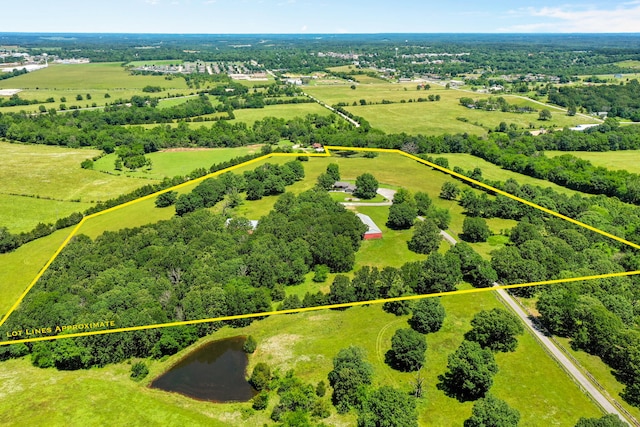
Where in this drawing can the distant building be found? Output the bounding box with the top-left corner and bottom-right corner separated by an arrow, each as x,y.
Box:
356,213 -> 383,240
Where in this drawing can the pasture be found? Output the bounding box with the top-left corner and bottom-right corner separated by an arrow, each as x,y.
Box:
0,141 -> 152,202
0,151 -> 607,426
546,149 -> 640,174
0,296 -> 601,426
0,62 -> 190,113
0,194 -> 92,233
304,82 -> 594,135
93,145 -> 263,179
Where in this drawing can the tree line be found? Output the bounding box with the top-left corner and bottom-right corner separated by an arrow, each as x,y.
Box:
548,80 -> 640,121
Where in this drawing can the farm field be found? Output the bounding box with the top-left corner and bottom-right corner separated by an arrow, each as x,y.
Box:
93,145 -> 264,179
304,82 -> 594,135
0,62 -> 190,113
0,228 -> 72,318
0,141 -> 152,202
232,102 -> 331,124
546,149 -> 640,174
0,295 -> 602,426
0,194 -> 92,233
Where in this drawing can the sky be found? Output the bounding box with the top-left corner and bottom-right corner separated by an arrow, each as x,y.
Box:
2,0 -> 640,33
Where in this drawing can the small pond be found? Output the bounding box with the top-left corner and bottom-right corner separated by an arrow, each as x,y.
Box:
150,336 -> 257,402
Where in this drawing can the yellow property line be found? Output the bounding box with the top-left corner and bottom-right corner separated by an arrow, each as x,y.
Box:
2,270 -> 639,347
1,145 -> 638,345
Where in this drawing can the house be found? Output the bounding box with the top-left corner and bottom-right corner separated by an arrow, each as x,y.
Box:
333,182 -> 357,193
312,143 -> 324,153
356,213 -> 383,240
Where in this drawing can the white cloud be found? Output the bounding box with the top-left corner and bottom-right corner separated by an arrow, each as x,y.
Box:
145,0 -> 160,4
301,24 -> 308,31
503,2 -> 640,32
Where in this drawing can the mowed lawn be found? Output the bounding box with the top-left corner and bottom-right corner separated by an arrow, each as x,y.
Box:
546,149 -> 640,174
0,141 -> 154,202
93,146 -> 265,179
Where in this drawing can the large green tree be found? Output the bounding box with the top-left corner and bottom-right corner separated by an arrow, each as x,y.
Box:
386,328 -> 427,372
387,203 -> 418,230
574,414 -> 628,427
407,219 -> 441,254
328,346 -> 373,413
439,340 -> 499,402
355,173 -> 379,199
463,394 -> 520,427
408,298 -> 446,334
465,308 -> 524,352
462,216 -> 491,243
357,386 -> 418,427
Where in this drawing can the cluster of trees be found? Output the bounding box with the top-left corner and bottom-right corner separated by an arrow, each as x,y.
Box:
328,346 -> 418,426
0,67 -> 28,81
459,96 -> 536,113
548,80 -> 640,121
0,185 -> 372,368
0,109 -> 349,153
248,365 -> 332,424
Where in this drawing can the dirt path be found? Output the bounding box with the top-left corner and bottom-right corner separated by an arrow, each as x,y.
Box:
340,188 -> 396,207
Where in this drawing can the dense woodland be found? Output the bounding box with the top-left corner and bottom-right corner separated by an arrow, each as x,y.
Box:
548,80 -> 640,121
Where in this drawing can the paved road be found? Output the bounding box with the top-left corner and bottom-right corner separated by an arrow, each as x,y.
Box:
439,229 -> 630,424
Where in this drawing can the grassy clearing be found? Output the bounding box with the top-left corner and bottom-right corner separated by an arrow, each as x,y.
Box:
546,150 -> 640,174
0,295 -> 601,426
0,228 -> 72,318
0,194 -> 92,233
0,63 -> 188,91
0,141 -> 153,202
93,146 -> 263,179
232,103 -> 331,124
304,83 -> 593,135
0,63 -> 190,113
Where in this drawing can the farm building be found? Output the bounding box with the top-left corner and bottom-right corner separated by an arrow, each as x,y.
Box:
356,213 -> 383,240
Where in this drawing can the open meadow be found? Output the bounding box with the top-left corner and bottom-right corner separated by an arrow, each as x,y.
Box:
546,149 -> 640,174
0,296 -> 602,426
93,145 -> 264,179
0,141 -> 153,202
304,82 -> 594,135
0,62 -> 190,113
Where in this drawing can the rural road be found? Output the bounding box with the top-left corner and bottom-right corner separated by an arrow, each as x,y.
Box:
439,229 -> 631,424
301,91 -> 361,128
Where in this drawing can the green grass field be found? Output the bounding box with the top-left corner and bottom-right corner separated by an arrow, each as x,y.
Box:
304,83 -> 593,135
93,146 -> 264,179
0,296 -> 602,426
0,151 -> 609,426
0,194 -> 92,233
0,62 -> 190,113
546,150 -> 640,174
0,228 -> 73,318
0,141 -> 153,202
232,103 -> 331,124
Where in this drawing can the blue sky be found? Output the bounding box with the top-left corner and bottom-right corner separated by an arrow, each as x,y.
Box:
3,0 -> 640,33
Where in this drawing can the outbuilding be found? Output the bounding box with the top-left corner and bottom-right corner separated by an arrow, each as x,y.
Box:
356,213 -> 383,240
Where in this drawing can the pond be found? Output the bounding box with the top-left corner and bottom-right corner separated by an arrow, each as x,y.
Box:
150,336 -> 257,402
